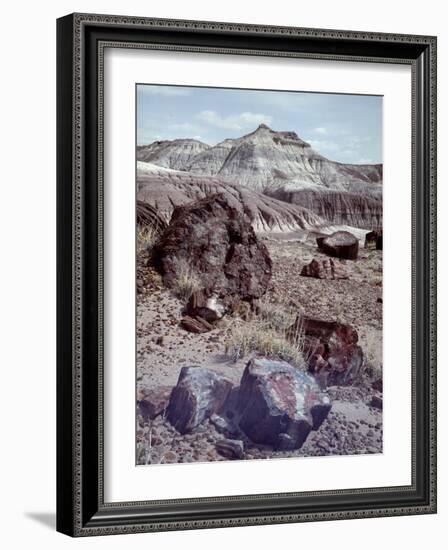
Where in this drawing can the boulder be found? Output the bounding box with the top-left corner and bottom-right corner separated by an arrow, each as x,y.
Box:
167,367 -> 233,434
317,231 -> 359,260
154,193 -> 272,307
186,289 -> 226,322
296,317 -> 364,386
137,386 -> 172,420
300,258 -> 348,280
237,358 -> 331,450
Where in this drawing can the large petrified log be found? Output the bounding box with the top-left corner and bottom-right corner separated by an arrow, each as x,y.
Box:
237,358 -> 332,450
153,193 -> 272,307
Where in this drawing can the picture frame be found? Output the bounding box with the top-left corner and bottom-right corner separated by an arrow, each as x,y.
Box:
56,12 -> 437,537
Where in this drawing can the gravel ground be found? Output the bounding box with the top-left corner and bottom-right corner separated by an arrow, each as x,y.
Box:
136,237 -> 383,465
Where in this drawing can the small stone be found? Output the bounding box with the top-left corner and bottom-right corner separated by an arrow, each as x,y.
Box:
300,258 -> 348,280
216,439 -> 244,460
162,451 -> 178,463
209,414 -> 238,437
138,386 -> 172,420
316,439 -> 331,452
370,395 -> 383,410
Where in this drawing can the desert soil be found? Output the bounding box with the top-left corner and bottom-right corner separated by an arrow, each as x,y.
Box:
136,236 -> 383,465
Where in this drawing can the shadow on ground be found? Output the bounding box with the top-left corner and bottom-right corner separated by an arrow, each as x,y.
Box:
25,512 -> 56,530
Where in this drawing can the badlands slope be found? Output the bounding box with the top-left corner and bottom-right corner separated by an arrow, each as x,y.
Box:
137,124 -> 382,229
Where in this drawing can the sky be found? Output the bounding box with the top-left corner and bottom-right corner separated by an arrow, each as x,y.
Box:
137,84 -> 383,164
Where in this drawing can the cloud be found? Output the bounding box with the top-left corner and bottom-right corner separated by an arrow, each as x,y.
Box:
307,139 -> 340,152
138,85 -> 192,97
313,127 -> 328,135
137,121 -> 208,145
196,110 -> 272,131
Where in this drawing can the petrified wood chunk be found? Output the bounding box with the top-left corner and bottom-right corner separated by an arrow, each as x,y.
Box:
300,258 -> 348,280
153,193 -> 272,306
167,367 -> 233,434
294,317 -> 364,386
317,231 -> 359,260
180,315 -> 214,334
137,386 -> 172,420
237,358 -> 331,450
186,289 -> 226,322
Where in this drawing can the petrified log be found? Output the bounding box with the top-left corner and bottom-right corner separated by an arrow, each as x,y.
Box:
317,231 -> 359,260
237,358 -> 331,450
293,317 -> 364,386
153,193 -> 272,307
167,367 -> 233,434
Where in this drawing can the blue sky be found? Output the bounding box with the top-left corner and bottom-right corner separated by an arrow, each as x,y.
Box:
137,84 -> 382,164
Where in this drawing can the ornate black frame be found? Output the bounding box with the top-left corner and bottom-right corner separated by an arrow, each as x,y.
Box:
56,13 -> 437,537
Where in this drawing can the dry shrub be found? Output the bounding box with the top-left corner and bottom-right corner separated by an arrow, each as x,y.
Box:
169,257 -> 201,301
360,327 -> 383,380
137,225 -> 158,254
226,297 -> 306,370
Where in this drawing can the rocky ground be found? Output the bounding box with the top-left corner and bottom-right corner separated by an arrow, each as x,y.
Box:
136,235 -> 383,466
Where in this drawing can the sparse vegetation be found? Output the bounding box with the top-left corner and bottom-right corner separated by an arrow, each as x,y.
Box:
359,327 -> 383,380
169,257 -> 202,301
226,297 -> 306,369
137,225 -> 158,254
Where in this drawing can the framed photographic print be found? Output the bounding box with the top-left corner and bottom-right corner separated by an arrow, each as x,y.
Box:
56,13 -> 437,537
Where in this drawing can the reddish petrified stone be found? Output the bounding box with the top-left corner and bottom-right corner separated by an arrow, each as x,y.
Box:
236,358 -> 331,450
137,386 -> 172,420
291,317 -> 364,386
300,258 -> 348,280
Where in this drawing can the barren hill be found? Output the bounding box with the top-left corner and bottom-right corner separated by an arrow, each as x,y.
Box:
137,162 -> 325,233
137,124 -> 382,228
